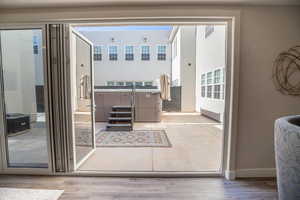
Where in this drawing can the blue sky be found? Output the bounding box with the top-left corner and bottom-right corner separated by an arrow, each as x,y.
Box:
75,25 -> 172,32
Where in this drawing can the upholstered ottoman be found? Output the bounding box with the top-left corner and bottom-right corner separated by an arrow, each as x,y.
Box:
274,115 -> 300,200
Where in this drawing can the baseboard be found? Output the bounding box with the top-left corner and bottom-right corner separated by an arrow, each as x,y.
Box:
225,170 -> 236,180
235,168 -> 277,178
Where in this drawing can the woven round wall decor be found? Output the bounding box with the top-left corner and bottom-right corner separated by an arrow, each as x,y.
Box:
273,45 -> 300,96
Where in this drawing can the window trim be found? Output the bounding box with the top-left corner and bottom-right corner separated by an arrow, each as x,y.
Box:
201,67 -> 225,101
124,45 -> 134,61
108,45 -> 118,61
157,44 -> 167,61
141,45 -> 150,61
94,45 -> 103,61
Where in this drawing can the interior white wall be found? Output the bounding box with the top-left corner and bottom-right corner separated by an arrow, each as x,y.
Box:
0,30 -> 37,116
78,29 -> 171,86
195,25 -> 226,120
0,5 -> 300,176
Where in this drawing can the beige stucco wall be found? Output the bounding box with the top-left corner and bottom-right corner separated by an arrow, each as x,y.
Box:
0,5 -> 300,175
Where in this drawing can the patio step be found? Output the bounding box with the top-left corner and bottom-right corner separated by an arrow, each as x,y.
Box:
108,117 -> 132,121
107,105 -> 134,131
106,123 -> 132,131
108,117 -> 132,124
112,105 -> 132,112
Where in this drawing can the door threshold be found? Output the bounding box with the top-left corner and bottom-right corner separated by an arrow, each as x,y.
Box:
62,170 -> 223,178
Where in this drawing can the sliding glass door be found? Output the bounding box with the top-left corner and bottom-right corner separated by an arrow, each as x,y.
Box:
0,27 -> 52,172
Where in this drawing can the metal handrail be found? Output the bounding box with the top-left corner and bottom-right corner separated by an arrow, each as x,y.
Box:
130,85 -> 136,129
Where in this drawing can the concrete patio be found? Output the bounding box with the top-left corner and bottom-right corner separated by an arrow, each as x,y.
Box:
79,113 -> 223,172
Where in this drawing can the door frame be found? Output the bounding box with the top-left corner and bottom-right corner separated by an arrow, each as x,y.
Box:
0,15 -> 240,178
0,24 -> 54,175
67,26 -> 96,171
65,18 -> 238,178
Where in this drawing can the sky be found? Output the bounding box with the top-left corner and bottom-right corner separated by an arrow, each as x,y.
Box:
75,25 -> 172,32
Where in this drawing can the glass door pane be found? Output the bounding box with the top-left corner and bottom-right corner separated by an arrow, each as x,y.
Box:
70,29 -> 95,167
0,29 -> 49,168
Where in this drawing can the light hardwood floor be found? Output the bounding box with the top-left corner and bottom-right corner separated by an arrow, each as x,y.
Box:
0,175 -> 278,200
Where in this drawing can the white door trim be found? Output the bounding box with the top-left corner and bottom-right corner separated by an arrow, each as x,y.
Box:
0,9 -> 241,178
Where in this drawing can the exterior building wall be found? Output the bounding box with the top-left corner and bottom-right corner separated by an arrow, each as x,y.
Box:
171,29 -> 181,86
171,26 -> 197,112
0,30 -> 39,116
78,29 -> 172,87
196,25 -> 226,121
179,26 -> 197,112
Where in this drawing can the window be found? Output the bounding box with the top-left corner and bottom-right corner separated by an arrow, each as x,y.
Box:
221,85 -> 225,99
201,74 -> 206,97
116,81 -> 124,86
135,81 -> 143,87
201,86 -> 206,97
214,85 -> 221,99
205,25 -> 214,38
125,81 -> 133,86
94,46 -> 102,61
214,69 -> 221,84
144,81 -> 153,87
207,72 -> 213,85
107,81 -> 115,86
214,69 -> 221,99
157,45 -> 166,60
221,69 -> 225,99
125,46 -> 134,61
33,36 -> 38,54
207,86 -> 212,98
141,46 -> 150,60
221,68 -> 225,83
109,46 -> 118,60
201,74 -> 206,85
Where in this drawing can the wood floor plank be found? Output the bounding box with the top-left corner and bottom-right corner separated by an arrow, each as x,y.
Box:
0,175 -> 278,200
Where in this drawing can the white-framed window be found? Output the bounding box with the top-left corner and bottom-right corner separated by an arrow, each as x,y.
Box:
201,73 -> 206,97
213,69 -> 221,99
141,45 -> 150,60
144,81 -> 153,87
201,86 -> 206,97
214,85 -> 221,99
125,45 -> 134,61
135,81 -> 143,87
207,72 -> 213,85
107,81 -> 115,86
109,46 -> 118,60
207,85 -> 212,98
157,45 -> 166,60
221,68 -> 225,99
221,85 -> 225,100
214,69 -> 221,84
201,74 -> 206,85
203,68 -> 225,100
94,46 -> 102,61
